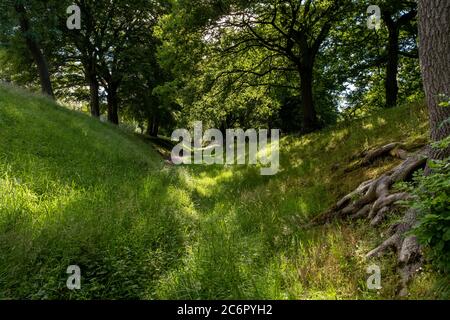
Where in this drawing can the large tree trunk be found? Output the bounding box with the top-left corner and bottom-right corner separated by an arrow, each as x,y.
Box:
299,65 -> 319,133
418,0 -> 450,160
14,3 -> 54,98
107,86 -> 119,125
385,22 -> 399,108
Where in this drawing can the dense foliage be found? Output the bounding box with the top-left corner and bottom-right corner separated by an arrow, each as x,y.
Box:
0,0 -> 423,134
409,159 -> 450,273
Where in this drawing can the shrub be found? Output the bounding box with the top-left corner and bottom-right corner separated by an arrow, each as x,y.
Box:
401,130 -> 450,273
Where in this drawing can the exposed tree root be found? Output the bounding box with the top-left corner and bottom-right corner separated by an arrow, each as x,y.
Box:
366,208 -> 422,296
345,142 -> 415,173
312,143 -> 428,296
362,142 -> 404,164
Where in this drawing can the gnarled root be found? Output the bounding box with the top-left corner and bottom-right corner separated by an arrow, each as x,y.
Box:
346,142 -> 410,172
319,152 -> 426,223
366,208 -> 422,296
314,147 -> 427,295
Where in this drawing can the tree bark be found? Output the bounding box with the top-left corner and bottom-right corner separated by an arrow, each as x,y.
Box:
14,3 -> 54,98
418,0 -> 450,160
299,65 -> 319,133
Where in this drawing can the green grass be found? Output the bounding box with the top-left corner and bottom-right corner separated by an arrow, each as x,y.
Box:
0,84 -> 195,299
0,84 -> 443,299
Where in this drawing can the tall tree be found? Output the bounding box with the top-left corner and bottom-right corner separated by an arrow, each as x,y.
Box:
119,39 -> 169,137
159,0 -> 353,133
95,0 -> 167,125
55,0 -> 124,120
418,0 -> 450,160
62,0 -> 104,118
381,1 -> 417,108
230,0 -> 351,133
13,1 -> 54,98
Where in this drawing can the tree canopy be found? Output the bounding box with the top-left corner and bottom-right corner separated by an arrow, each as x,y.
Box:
0,0 -> 423,134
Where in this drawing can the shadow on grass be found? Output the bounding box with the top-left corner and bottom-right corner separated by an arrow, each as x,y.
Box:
0,87 -> 196,299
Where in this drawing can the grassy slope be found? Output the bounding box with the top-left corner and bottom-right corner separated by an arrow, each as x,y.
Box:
0,85 -> 194,299
0,84 -> 441,299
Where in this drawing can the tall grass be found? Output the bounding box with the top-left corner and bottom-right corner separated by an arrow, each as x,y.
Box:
0,85 -> 442,299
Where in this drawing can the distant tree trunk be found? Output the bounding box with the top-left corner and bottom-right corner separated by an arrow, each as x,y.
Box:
385,19 -> 399,108
107,85 -> 119,124
88,76 -> 100,117
382,8 -> 417,109
299,64 -> 319,133
418,0 -> 450,160
147,115 -> 159,137
86,60 -> 100,117
14,3 -> 54,98
219,121 -> 227,136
